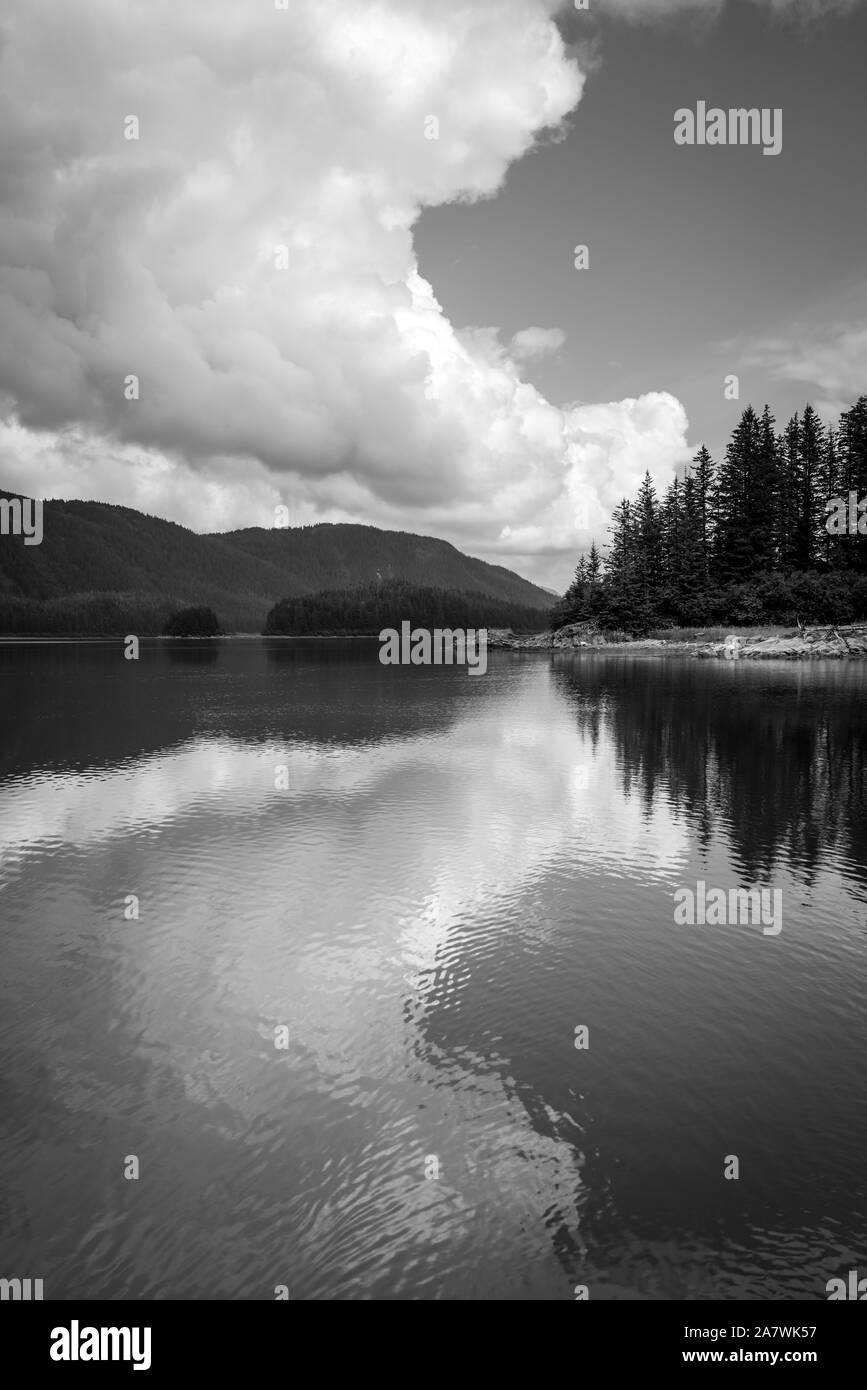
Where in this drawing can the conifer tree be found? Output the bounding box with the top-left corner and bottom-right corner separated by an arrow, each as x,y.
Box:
635,472 -> 663,603
794,404 -> 825,571
752,405 -> 780,572
691,445 -> 716,586
819,427 -> 840,568
715,406 -> 761,583
778,414 -> 800,571
587,542 -> 601,584
837,396 -> 867,571
561,393 -> 867,634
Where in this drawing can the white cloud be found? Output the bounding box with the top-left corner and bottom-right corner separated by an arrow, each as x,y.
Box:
0,0 -> 693,588
510,327 -> 567,361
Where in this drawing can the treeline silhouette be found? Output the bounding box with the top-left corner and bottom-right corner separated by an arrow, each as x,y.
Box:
264,579 -> 547,635
164,606 -> 221,636
555,395 -> 867,633
0,590 -> 178,636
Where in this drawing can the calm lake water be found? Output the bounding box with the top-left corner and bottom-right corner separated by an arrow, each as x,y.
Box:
1,639 -> 866,1300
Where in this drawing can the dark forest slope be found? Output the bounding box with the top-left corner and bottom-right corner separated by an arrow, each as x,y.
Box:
0,495 -> 553,633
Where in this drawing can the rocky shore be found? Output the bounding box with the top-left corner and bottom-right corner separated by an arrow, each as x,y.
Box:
487,621 -> 610,651
488,622 -> 867,659
693,624 -> 867,660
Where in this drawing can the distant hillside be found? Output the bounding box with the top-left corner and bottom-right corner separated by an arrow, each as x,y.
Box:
0,492 -> 554,634
265,579 -> 547,635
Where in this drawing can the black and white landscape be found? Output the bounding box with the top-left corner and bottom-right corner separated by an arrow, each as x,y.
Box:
1,0 -> 867,1330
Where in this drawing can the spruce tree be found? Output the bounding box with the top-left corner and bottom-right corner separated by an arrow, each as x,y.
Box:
635,472 -> 663,606
680,473 -> 705,608
715,406 -> 761,583
751,405 -> 780,572
691,445 -> 716,587
837,396 -> 867,571
793,404 -> 824,571
819,427 -> 840,568
587,543 -> 601,584
660,476 -> 684,607
779,414 -> 800,571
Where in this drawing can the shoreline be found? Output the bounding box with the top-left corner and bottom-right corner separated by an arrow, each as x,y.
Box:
3,624 -> 867,659
489,622 -> 867,660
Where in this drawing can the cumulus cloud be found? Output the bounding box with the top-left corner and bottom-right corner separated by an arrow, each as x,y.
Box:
510,327 -> 567,361
0,0 -> 696,587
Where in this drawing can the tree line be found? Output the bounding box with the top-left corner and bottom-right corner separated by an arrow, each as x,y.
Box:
264,578 -> 548,635
553,394 -> 867,633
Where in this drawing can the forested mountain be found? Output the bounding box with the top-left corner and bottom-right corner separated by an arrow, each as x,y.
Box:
0,500 -> 552,634
265,579 -> 546,635
555,394 -> 867,633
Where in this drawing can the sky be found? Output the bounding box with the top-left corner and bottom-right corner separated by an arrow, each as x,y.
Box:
1,0 -> 865,591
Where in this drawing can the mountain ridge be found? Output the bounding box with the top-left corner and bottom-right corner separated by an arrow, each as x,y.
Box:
0,491 -> 556,633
